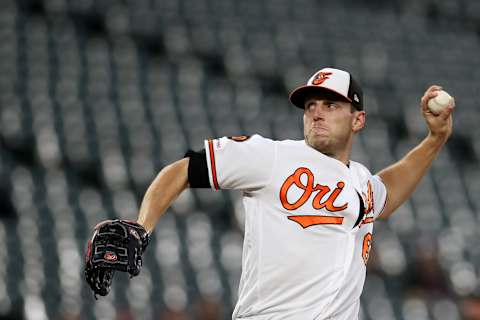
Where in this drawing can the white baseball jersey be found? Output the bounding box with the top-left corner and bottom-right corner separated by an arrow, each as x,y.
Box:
203,134 -> 387,319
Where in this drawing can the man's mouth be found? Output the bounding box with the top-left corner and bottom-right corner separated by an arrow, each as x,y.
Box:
311,125 -> 329,133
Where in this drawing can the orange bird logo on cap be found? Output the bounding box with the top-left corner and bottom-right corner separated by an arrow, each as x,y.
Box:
311,72 -> 332,85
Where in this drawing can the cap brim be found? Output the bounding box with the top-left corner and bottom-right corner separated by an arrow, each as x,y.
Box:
289,85 -> 352,109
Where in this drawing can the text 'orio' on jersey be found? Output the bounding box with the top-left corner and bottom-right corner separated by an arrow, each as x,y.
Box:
279,167 -> 348,228
358,180 -> 376,226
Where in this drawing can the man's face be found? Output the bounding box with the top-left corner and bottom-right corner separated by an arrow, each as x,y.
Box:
303,91 -> 365,156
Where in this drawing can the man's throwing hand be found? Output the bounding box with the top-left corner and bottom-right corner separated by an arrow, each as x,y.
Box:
420,85 -> 455,142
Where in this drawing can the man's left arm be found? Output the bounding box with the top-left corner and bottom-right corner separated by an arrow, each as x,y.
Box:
376,85 -> 455,219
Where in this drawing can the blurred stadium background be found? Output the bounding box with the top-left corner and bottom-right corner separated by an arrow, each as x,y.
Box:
0,0 -> 479,319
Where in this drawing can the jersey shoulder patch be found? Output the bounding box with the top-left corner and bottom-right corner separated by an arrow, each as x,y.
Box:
228,135 -> 251,142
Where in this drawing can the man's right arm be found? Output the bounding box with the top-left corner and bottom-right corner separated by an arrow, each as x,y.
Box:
136,134 -> 275,233
137,158 -> 189,233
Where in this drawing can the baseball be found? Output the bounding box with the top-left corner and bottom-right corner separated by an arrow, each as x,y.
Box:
428,90 -> 453,115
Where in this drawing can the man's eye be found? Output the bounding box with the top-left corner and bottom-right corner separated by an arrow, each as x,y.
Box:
328,103 -> 337,109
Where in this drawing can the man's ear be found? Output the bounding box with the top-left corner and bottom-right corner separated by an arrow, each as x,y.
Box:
352,111 -> 366,133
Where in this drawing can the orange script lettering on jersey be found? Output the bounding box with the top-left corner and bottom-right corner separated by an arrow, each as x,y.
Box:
279,167 -> 348,212
362,180 -> 374,215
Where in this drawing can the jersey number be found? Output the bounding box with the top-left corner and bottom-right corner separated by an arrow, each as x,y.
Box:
362,233 -> 372,265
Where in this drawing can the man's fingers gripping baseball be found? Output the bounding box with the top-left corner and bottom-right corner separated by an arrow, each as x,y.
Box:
420,85 -> 443,112
438,97 -> 455,121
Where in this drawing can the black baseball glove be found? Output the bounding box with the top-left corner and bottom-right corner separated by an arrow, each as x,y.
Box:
84,219 -> 149,298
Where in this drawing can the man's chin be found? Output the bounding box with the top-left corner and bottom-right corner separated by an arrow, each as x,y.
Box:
306,137 -> 331,154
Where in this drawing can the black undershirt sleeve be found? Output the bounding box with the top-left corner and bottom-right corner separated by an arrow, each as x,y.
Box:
184,149 -> 211,188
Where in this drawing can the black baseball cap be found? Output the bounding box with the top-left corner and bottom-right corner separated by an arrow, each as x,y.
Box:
289,67 -> 364,111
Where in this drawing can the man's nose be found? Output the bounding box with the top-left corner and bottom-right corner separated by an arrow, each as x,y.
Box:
311,102 -> 326,119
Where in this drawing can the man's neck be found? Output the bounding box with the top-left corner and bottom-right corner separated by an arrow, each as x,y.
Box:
328,152 -> 350,167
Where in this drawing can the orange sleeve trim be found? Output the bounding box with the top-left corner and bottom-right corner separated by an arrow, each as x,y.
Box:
288,215 -> 344,229
208,140 -> 220,190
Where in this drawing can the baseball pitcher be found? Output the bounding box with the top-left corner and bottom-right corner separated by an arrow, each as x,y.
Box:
85,67 -> 454,319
